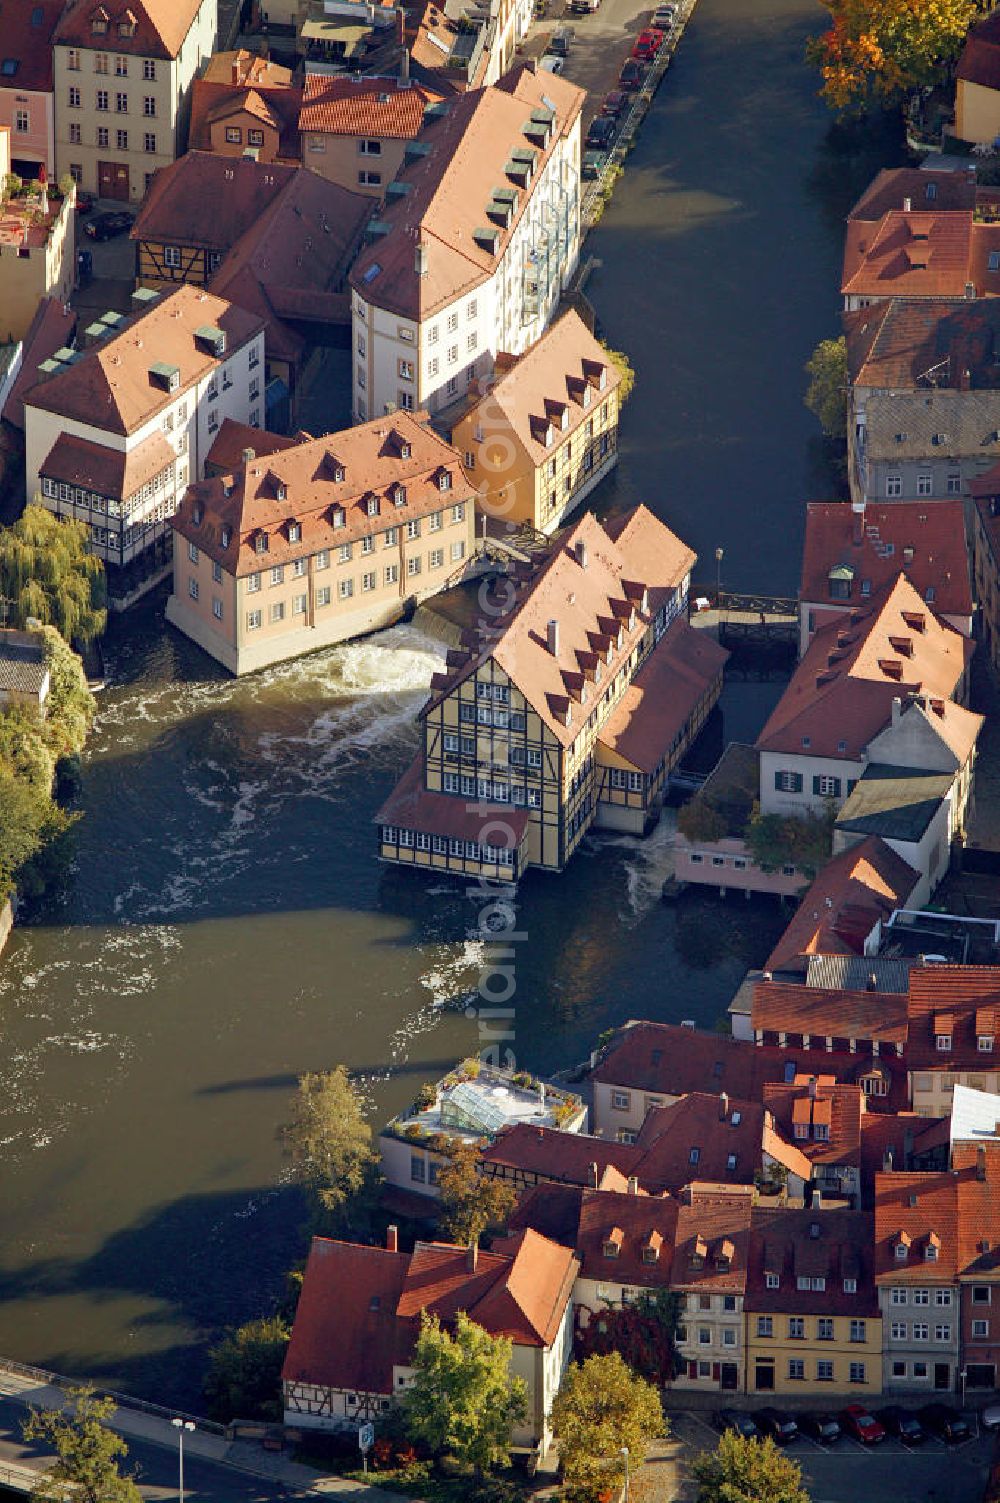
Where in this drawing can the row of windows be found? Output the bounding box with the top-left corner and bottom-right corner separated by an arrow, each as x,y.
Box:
888,1287 -> 952,1305
889,1322 -> 952,1342
756,1316 -> 867,1340
608,768 -> 643,792
67,121 -> 157,151
566,793 -> 593,841
223,126 -> 266,147
43,472 -> 176,513
780,1360 -> 868,1383
773,771 -> 855,797
381,828 -> 514,864
763,1273 -> 857,1294
65,49 -> 157,78
67,86 -> 157,114
441,772 -> 542,808
885,472 -> 961,498
689,853 -> 755,872
244,540 -> 465,591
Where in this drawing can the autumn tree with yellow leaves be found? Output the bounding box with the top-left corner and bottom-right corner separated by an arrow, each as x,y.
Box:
806,0 -> 976,114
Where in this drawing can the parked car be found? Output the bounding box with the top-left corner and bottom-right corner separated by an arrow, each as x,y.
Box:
756,1409 -> 798,1445
549,25 -> 572,54
715,1409 -> 758,1440
799,1413 -> 841,1444
586,116 -> 616,149
540,54 -> 565,72
570,0 -> 600,12
74,191 -> 94,214
582,149 -> 607,179
84,210 -> 134,241
601,89 -> 628,117
918,1403 -> 970,1443
652,3 -> 676,25
838,1405 -> 885,1445
875,1406 -> 925,1444
633,27 -> 664,59
983,1403 -> 1000,1430
619,59 -> 646,89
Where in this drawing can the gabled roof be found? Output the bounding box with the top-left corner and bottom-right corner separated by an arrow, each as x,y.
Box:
762,1078 -> 864,1168
907,964 -> 1000,1070
572,1189 -> 678,1287
349,65 -> 585,320
174,410 -> 474,576
634,1093 -> 764,1193
204,418 -> 298,474
400,1231 -> 578,1347
756,575 -> 974,762
800,500 -> 971,622
189,73 -> 303,161
669,1183 -> 753,1294
23,286 -> 263,436
753,978 -> 908,1047
480,1122 -> 644,1187
861,385 -> 1000,461
842,208 -> 981,302
55,0 -> 206,60
38,430 -> 176,499
848,169 -> 979,223
419,506 -> 694,746
834,763 -> 961,844
765,836 -> 920,975
954,1141 -> 1000,1275
1,296 -> 76,431
844,298 -> 1000,392
873,1170 -> 959,1282
597,616 -> 728,773
132,153 -> 297,252
589,1021 -> 778,1099
281,1237 -> 412,1391
464,310 -> 621,464
958,9 -> 1000,90
0,0 -> 64,92
747,1207 -> 879,1313
299,73 -> 436,137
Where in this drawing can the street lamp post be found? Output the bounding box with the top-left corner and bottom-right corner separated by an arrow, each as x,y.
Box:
715,546 -> 724,606
171,1418 -> 195,1503
621,1444 -> 630,1502
960,1368 -> 968,1406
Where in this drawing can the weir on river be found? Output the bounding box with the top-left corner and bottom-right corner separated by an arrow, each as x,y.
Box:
0,0 -> 902,1407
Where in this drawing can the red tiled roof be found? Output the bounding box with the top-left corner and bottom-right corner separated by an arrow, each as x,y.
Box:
281,1237 -> 412,1391
188,75 -> 303,161
756,575 -> 974,762
762,1079 -> 863,1168
764,836 -> 920,974
633,1093 -> 763,1193
874,1170 -> 960,1282
0,0 -> 64,93
480,1122 -> 643,1186
55,0 -> 205,60
507,1182 -> 584,1247
958,10 -> 1000,90
572,1189 -> 678,1287
747,1207 -> 879,1314
955,1141 -> 1000,1274
859,1112 -> 946,1207
375,755 -> 529,849
844,298 -> 1000,394
205,418 -> 298,473
1,296 -> 76,431
849,169 -> 978,222
670,1183 -> 753,1294
38,430 -> 176,499
598,616 -> 727,773
842,208 -> 979,301
752,979 -> 908,1047
299,73 -> 436,137
907,964 -> 1000,1070
590,1022 -> 775,1098
400,1231 -> 578,1347
800,500 -> 972,623
133,152 -> 296,251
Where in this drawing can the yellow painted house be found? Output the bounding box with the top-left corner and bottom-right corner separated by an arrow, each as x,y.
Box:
450,309 -> 622,536
955,12 -> 1000,145
376,506 -> 727,880
745,1208 -> 882,1397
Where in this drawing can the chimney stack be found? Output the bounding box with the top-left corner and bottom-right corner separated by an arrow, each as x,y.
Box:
719,1091 -> 729,1121
891,695 -> 902,729
415,241 -> 428,277
978,1145 -> 987,1182
851,498 -> 865,546
627,1175 -> 639,1195
232,58 -> 241,86
400,46 -> 410,81
466,1242 -> 478,1272
547,618 -> 560,656
903,196 -> 912,212
576,539 -> 588,569
241,446 -> 256,465
808,1076 -> 818,1100
386,1224 -> 399,1252
588,1160 -> 599,1189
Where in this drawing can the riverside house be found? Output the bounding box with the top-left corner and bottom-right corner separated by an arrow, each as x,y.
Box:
168,410 -> 476,674
449,310 -> 623,535
375,506 -> 726,880
0,128 -> 76,345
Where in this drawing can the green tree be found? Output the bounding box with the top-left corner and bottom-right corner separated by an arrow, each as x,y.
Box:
576,1290 -> 681,1387
0,505 -> 106,643
39,625 -> 97,759
0,705 -> 54,791
806,0 -> 975,114
804,336 -> 848,439
23,1386 -> 142,1503
281,1065 -> 376,1217
204,1315 -> 290,1422
600,342 -> 635,404
0,768 -> 53,894
436,1143 -> 516,1247
402,1312 -> 527,1475
691,1430 -> 811,1503
677,795 -> 728,844
551,1352 -> 663,1503
745,802 -> 835,881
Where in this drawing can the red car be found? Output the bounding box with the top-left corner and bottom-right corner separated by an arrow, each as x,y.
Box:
838,1406 -> 885,1445
601,89 -> 628,117
633,27 -> 664,59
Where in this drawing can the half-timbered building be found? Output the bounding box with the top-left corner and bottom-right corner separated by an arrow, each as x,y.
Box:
375,507 -> 724,879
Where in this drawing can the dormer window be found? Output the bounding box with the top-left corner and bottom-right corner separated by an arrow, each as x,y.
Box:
813,1123 -> 829,1141
935,1033 -> 952,1052
603,1227 -> 623,1259
393,484 -> 406,507
332,507 -> 346,529
255,533 -> 268,554
367,496 -> 380,517
582,385 -> 591,408
438,471 -> 452,492
276,483 -> 287,502
894,1234 -> 910,1261
91,7 -> 109,33
400,441 -> 411,460
844,1278 -> 857,1294
220,526 -> 231,549
794,1123 -> 809,1141
925,1233 -> 940,1262
765,1272 -> 779,1289
980,1035 -> 995,1052
334,466 -> 345,483
192,503 -> 203,526
288,522 -> 301,543
118,17 -> 135,36
642,1245 -> 658,1264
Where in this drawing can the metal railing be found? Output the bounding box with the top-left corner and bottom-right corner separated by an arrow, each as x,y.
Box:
0,1355 -> 225,1437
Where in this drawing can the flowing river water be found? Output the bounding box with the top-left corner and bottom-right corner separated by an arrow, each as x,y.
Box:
0,0 -> 903,1406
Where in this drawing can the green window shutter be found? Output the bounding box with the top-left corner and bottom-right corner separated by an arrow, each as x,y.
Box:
812,776 -> 821,795
833,778 -> 842,798
793,773 -> 803,792
775,770 -> 784,790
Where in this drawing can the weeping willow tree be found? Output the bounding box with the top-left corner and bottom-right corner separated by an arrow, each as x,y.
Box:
0,506 -> 106,643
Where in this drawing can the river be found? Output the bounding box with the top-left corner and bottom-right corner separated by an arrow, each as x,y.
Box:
0,0 -> 901,1407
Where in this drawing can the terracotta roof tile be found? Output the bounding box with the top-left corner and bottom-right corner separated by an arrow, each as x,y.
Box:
907,964 -> 1000,1070
480,1122 -> 643,1186
400,1231 -> 578,1347
281,1236 -> 412,1391
1,297 -> 76,431
848,169 -> 978,223
756,575 -> 974,761
844,298 -> 1000,394
670,1183 -> 753,1294
762,1079 -> 863,1168
598,616 -> 727,773
633,1093 -> 764,1193
753,978 -> 908,1047
299,73 -> 436,137
55,0 -> 206,60
800,500 -> 972,623
0,0 -> 64,92
958,11 -> 1000,89
590,1021 -> 777,1099
874,1170 -> 960,1282
375,754 -> 528,847
23,285 -> 263,436
204,418 -> 298,473
765,837 -> 920,975
507,1182 -> 583,1247
859,1112 -> 946,1207
747,1207 -> 879,1313
39,430 -> 176,498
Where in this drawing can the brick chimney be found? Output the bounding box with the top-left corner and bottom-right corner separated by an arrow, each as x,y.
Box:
978,1145 -> 987,1182
232,57 -> 242,86
466,1242 -> 479,1272
719,1091 -> 729,1120
588,1160 -> 599,1188
386,1224 -> 399,1252
627,1175 -> 639,1195
852,498 -> 865,546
